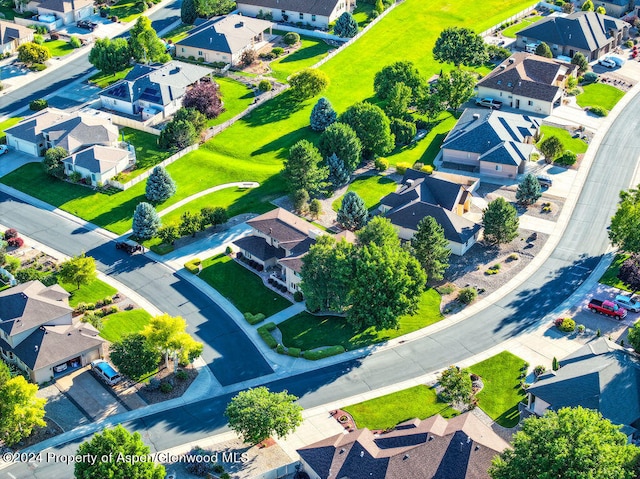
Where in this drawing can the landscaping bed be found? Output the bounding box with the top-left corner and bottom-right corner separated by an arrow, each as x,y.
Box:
135,364 -> 197,404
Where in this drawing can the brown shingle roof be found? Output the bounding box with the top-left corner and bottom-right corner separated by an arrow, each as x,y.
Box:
37,0 -> 93,13
247,208 -> 314,251
237,0 -> 341,16
0,20 -> 32,45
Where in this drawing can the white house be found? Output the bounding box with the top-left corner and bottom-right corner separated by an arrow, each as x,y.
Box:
62,145 -> 135,186
35,0 -> 94,25
236,0 -> 353,29
4,108 -> 70,156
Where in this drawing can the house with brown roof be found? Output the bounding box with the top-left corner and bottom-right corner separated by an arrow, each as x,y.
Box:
35,0 -> 94,25
379,169 -> 481,255
0,20 -> 34,56
236,0 -> 353,29
298,412 -> 510,479
0,281 -> 106,383
476,53 -> 576,115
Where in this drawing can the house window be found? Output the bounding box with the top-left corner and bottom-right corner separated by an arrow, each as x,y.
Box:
198,50 -> 202,56
528,100 -> 533,106
299,12 -> 304,19
311,14 -> 316,21
495,165 -> 502,171
181,47 -> 185,53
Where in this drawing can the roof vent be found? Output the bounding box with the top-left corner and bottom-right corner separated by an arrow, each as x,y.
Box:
360,451 -> 364,458
508,58 -> 515,64
339,448 -> 345,454
403,454 -> 410,460
428,436 -> 434,441
499,65 -> 506,70
34,345 -> 38,352
406,179 -> 414,186
473,113 -> 480,120
467,436 -> 471,443
475,445 -> 480,451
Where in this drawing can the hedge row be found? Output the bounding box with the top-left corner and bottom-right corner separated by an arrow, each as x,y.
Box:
303,345 -> 346,360
184,258 -> 201,274
258,322 -> 278,349
244,312 -> 266,325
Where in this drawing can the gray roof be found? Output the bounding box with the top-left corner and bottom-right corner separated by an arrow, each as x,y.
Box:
237,0 -> 341,16
477,52 -> 575,102
232,235 -> 286,261
0,20 -> 32,45
442,108 -> 539,167
298,412 -> 509,479
62,145 -> 130,174
43,115 -> 118,154
517,11 -> 627,52
528,338 -> 640,431
176,14 -> 274,54
37,0 -> 93,13
4,108 -> 70,144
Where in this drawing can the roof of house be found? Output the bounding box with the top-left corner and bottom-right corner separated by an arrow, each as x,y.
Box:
517,11 -> 627,52
37,0 -> 93,13
176,14 -> 274,54
247,208 -> 316,252
442,108 -> 540,167
101,61 -> 212,107
4,108 -> 70,143
43,115 -> 119,153
237,0 -> 341,16
0,20 -> 32,45
232,235 -> 286,261
600,0 -> 628,6
0,281 -> 72,338
477,52 -> 575,102
62,145 -> 130,174
528,338 -> 640,432
298,412 -> 509,479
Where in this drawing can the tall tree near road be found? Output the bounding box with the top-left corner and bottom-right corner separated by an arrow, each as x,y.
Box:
110,334 -> 161,380
516,173 -> 542,206
432,27 -> 488,67
438,366 -> 473,407
89,38 -> 131,75
18,42 -> 50,65
483,197 -> 519,244
142,313 -> 203,368
412,216 -> 451,281
181,0 -> 197,24
132,202 -> 161,240
129,16 -> 170,64
618,254 -> 640,294
609,187 -> 640,253
43,146 -> 68,179
59,253 -> 97,290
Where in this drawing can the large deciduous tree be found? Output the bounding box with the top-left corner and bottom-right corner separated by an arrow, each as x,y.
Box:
356,215 -> 400,249
490,407 -> 640,479
282,139 -> 328,197
435,69 -> 476,111
432,27 -> 488,67
43,146 -> 68,179
289,68 -> 330,100
194,0 -> 234,17
18,42 -> 50,65
390,117 -> 416,146
89,38 -> 131,75
412,215 -> 451,281
132,202 -> 161,240
337,191 -> 368,231
59,253 -> 97,290
318,122 -> 362,173
129,16 -> 170,64
618,254 -> 640,294
340,102 -> 394,158
609,187 -> 640,253
373,60 -> 425,101
145,166 -> 177,203
142,313 -> 203,368
110,333 -> 161,380
483,197 -> 519,244
516,173 -> 542,206
75,425 -> 165,479
384,81 -> 412,118
310,97 -> 337,132
438,366 -> 473,407
225,387 -> 303,445
416,87 -> 447,123
539,135 -> 563,162
333,11 -> 358,38
183,81 -> 224,119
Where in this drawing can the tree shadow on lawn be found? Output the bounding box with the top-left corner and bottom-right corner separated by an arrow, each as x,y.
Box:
225,176 -> 287,216
494,404 -> 521,428
243,90 -> 308,127
89,191 -> 147,232
276,41 -> 331,65
251,124 -> 313,159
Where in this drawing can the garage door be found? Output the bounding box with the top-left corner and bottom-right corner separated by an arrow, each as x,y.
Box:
7,136 -> 37,156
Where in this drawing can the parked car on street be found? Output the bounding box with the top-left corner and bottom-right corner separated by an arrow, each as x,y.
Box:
598,57 -> 616,68
115,240 -> 143,254
614,294 -> 640,313
91,360 -> 122,385
475,97 -> 502,109
587,298 -> 627,319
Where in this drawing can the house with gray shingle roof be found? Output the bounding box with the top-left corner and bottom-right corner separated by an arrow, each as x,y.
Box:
43,114 -> 119,153
175,14 -> 274,66
440,108 -> 540,179
4,107 -> 70,156
476,53 -> 577,115
298,412 -> 509,479
379,169 -> 481,255
0,20 -> 33,56
0,281 -> 106,383
35,0 -> 93,25
525,338 -> 640,437
236,0 -> 354,29
595,0 -> 633,17
62,145 -> 135,186
516,11 -> 628,61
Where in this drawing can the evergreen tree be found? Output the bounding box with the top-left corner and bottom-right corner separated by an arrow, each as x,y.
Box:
282,139 -> 328,197
158,119 -> 198,150
412,216 -> 451,281
132,202 -> 161,240
310,97 -> 337,132
482,197 -> 519,244
145,166 -> 177,203
333,11 -> 358,38
539,136 -> 563,163
293,189 -> 309,213
571,52 -> 589,75
309,198 -> 322,219
516,173 -> 542,206
535,42 -> 553,58
337,192 -> 368,231
181,0 -> 197,24
326,153 -> 350,190
318,122 -> 362,173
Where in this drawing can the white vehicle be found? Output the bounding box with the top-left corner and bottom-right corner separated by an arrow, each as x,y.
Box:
91,359 -> 122,385
614,294 -> 640,313
598,57 -> 616,68
0,145 -> 8,155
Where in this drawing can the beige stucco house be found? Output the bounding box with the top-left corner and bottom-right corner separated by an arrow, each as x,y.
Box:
0,20 -> 34,55
36,0 -> 94,25
236,0 -> 353,29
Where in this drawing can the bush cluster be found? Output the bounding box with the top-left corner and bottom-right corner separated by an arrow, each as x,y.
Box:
374,157 -> 389,171
396,162 -> 411,174
257,323 -> 278,348
458,287 -> 477,304
184,258 -> 202,274
304,345 -> 345,360
555,317 -> 576,332
589,106 -> 608,117
244,312 -> 266,325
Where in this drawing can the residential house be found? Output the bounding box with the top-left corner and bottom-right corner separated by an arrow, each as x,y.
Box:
440,108 -> 540,179
476,53 -> 576,115
99,61 -> 213,119
379,169 -> 482,256
175,14 -> 274,66
232,208 -> 355,293
35,0 -> 94,25
236,0 -> 353,29
62,145 -> 134,186
0,281 -> 106,383
595,0 -> 633,18
516,11 -> 628,61
526,338 -> 640,437
0,20 -> 34,56
5,107 -> 71,156
298,412 -> 510,479
42,113 -> 120,153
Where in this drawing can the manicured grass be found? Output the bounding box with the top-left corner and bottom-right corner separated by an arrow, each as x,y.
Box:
199,254 -> 290,316
576,83 -> 625,112
0,117 -> 23,141
99,309 -> 152,342
269,35 -> 333,82
119,128 -> 172,181
469,351 -> 526,428
351,3 -> 375,27
59,278 -> 117,307
501,15 -> 542,38
44,39 -> 74,57
278,288 -> 442,351
207,77 -> 255,127
344,385 -> 457,430
108,0 -> 146,22
165,23 -> 193,43
538,125 -> 588,154
599,253 -> 631,290
88,67 -> 133,89
332,174 -> 397,212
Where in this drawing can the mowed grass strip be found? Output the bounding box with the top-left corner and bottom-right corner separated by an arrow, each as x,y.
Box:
577,83 -> 625,111
207,77 -> 255,127
89,67 -> 134,89
0,117 -> 23,141
59,278 -> 117,307
44,39 -> 75,57
599,253 -> 631,290
501,15 -> 542,38
99,309 -> 152,342
538,125 -> 588,154
199,254 -> 290,316
332,174 -> 398,212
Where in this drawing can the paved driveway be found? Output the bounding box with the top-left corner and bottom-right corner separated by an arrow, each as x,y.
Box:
0,149 -> 40,177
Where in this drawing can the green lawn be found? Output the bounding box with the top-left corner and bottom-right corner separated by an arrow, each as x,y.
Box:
577,83 -> 625,112
278,288 -> 442,351
207,77 -> 255,127
108,0 -> 147,22
44,39 -> 74,57
59,278 -> 117,307
0,117 -> 22,141
599,253 -> 631,290
165,23 -> 194,43
501,15 -> 542,38
469,351 -> 526,428
269,35 -> 333,82
351,3 -> 375,27
344,385 -> 457,430
119,128 -> 172,182
199,254 -> 291,316
538,125 -> 588,154
88,67 -> 133,89
99,309 -> 152,342
332,174 -> 397,212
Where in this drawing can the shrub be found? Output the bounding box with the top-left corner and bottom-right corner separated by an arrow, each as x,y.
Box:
86,302 -> 96,310
29,99 -> 48,111
589,106 -> 608,117
582,71 -> 598,83
458,287 -> 477,304
508,253 -> 519,261
69,36 -> 81,48
213,464 -> 225,474
396,162 -> 411,174
556,317 -> 576,332
108,305 -> 119,314
293,291 -> 303,302
577,324 -> 585,333
33,34 -> 44,45
244,312 -> 266,325
102,296 -> 114,305
4,228 -> 18,240
110,15 -> 118,22
276,344 -> 285,354
422,165 -> 434,174
374,157 -> 389,171
175,369 -> 188,380
283,32 -> 300,45
184,258 -> 202,274
50,32 -> 60,40
534,365 -> 546,377
148,377 -> 161,390
287,347 -> 301,358
626,40 -> 634,48
436,284 -> 456,295
413,162 -> 424,171
258,323 -> 278,348
7,237 -> 24,248
555,150 -> 577,166
304,345 -> 345,360
75,302 -> 88,313
159,381 -> 173,393
258,79 -> 272,92
272,47 -> 284,56
3,255 -> 20,273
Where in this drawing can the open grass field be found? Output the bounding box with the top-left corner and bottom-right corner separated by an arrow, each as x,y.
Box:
207,77 -> 255,127
599,253 -> 631,290
469,351 -> 526,427
577,83 -> 625,112
344,385 -> 457,430
0,117 -> 22,140
44,39 -> 74,57
501,15 -> 542,38
59,278 -> 117,307
278,288 -> 442,351
270,36 -> 333,83
199,254 -> 291,316
332,174 -> 397,211
88,67 -> 133,89
99,309 -> 152,342
538,125 -> 588,154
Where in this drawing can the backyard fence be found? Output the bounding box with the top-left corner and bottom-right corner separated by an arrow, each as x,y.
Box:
109,114 -> 163,135
274,24 -> 349,42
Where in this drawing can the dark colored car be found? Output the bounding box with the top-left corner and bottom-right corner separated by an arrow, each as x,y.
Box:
115,241 -> 142,254
77,20 -> 98,30
537,175 -> 553,188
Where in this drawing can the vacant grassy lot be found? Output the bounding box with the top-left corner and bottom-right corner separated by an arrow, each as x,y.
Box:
199,254 -> 290,316
332,174 -> 397,211
577,83 -> 625,112
44,39 -> 74,57
278,288 -> 442,350
207,77 -> 255,127
501,15 -> 542,38
59,278 -> 117,307
99,309 -> 152,342
269,35 -> 333,82
344,385 -> 457,430
599,253 -> 631,290
538,125 -> 588,154
470,351 -> 526,428
0,117 -> 23,141
88,67 -> 133,89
